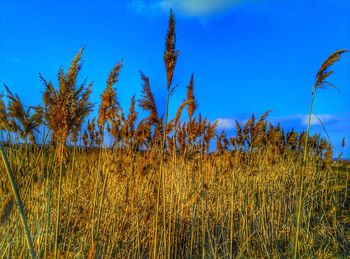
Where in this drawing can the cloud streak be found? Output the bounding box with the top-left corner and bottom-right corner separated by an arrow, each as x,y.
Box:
129,0 -> 245,17
215,113 -> 344,131
158,0 -> 243,16
216,118 -> 235,129
307,114 -> 339,126
270,114 -> 340,127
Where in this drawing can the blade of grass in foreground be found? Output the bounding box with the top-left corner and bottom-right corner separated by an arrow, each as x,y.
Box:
0,142 -> 36,258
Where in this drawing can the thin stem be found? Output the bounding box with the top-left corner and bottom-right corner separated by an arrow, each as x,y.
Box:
54,143 -> 64,259
294,87 -> 315,259
0,143 -> 36,258
153,82 -> 171,258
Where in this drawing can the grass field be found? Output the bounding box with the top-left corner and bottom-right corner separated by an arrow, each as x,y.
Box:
0,145 -> 349,258
0,10 -> 349,259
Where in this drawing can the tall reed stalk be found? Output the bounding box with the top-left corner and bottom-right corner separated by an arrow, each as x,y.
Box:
153,9 -> 179,258
54,142 -> 64,259
294,49 -> 347,259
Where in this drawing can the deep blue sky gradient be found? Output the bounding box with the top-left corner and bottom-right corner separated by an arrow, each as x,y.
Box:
0,0 -> 349,156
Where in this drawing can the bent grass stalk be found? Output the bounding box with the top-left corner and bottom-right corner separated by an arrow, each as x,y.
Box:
293,49 -> 347,259
0,142 -> 36,258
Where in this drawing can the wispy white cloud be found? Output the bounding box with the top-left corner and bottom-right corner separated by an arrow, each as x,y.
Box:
215,113 -> 342,131
128,0 -> 246,17
270,114 -> 340,127
158,0 -> 243,16
216,118 -> 235,129
307,114 -> 339,126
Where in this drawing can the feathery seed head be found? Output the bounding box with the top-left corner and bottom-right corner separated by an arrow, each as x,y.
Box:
186,73 -> 198,119
139,72 -> 159,126
41,48 -> 93,146
315,49 -> 347,89
164,9 -> 179,89
98,61 -> 123,130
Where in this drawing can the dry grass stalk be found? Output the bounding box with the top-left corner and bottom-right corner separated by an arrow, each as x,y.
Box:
41,48 -> 93,156
164,9 -> 179,90
122,95 -> 138,146
0,92 -> 12,135
98,61 -> 123,132
315,50 -> 348,88
186,73 -> 198,120
0,143 -> 36,258
139,72 -> 159,127
3,85 -> 42,143
294,49 -> 348,259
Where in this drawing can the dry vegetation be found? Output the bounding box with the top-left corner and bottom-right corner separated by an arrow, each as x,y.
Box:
0,10 -> 349,258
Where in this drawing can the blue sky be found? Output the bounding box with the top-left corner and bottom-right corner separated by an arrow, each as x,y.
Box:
0,0 -> 349,156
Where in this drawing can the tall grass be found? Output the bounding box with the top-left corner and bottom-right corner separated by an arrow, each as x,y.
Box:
40,48 -> 93,258
0,10 -> 349,258
1,146 -> 349,257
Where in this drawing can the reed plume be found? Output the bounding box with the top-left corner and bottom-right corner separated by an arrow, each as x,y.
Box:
4,85 -> 42,143
186,73 -> 198,120
315,50 -> 348,88
267,123 -> 282,149
40,48 -> 93,149
235,120 -> 244,148
138,72 -> 159,126
175,100 -> 191,129
122,95 -> 138,145
164,9 -> 179,90
251,111 -> 270,148
153,115 -> 164,148
87,118 -> 99,147
203,120 -> 217,153
0,92 -> 11,133
135,118 -> 152,149
98,61 -> 123,132
197,115 -> 208,139
323,143 -> 333,167
216,131 -> 228,155
177,122 -> 187,152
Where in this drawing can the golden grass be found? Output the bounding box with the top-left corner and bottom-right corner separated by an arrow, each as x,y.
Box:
0,146 -> 349,258
0,9 -> 349,259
